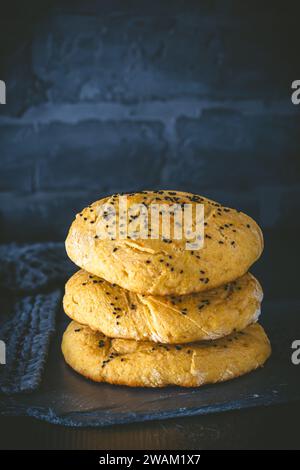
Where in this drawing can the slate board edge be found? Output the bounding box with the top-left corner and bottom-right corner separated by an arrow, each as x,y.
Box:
0,391 -> 297,428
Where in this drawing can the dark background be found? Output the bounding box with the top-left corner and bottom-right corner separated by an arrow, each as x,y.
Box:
0,0 -> 300,449
1,1 -> 300,243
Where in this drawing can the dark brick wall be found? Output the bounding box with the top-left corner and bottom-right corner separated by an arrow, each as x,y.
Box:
0,1 -> 299,242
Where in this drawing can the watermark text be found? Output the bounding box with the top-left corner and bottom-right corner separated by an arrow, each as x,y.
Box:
0,80 -> 6,104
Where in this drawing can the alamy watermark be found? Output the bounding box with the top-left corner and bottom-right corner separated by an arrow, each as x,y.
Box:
0,80 -> 6,104
0,340 -> 6,364
291,340 -> 300,365
93,195 -> 204,250
291,80 -> 300,105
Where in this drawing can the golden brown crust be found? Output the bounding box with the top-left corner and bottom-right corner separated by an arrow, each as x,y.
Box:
65,190 -> 263,296
64,271 -> 263,343
62,321 -> 271,388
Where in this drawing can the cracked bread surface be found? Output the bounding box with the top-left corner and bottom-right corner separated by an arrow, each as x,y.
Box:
62,321 -> 271,388
63,270 -> 263,343
65,190 -> 263,296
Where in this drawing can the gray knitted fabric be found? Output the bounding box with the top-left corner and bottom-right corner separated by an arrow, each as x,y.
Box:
0,243 -> 72,394
0,243 -> 74,293
0,292 -> 61,393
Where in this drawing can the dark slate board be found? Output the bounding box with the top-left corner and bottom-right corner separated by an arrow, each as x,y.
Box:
0,300 -> 300,427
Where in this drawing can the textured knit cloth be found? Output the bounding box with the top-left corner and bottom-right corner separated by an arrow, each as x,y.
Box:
0,243 -> 74,394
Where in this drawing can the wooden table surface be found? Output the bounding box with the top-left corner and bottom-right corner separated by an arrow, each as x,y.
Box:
1,401 -> 299,449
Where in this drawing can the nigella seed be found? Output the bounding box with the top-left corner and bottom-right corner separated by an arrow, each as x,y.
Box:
113,247 -> 118,252
98,340 -> 105,347
74,329 -> 81,332
175,345 -> 182,351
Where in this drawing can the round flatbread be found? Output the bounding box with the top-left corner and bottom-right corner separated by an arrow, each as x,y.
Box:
65,190 -> 263,296
64,271 -> 262,343
62,321 -> 271,388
